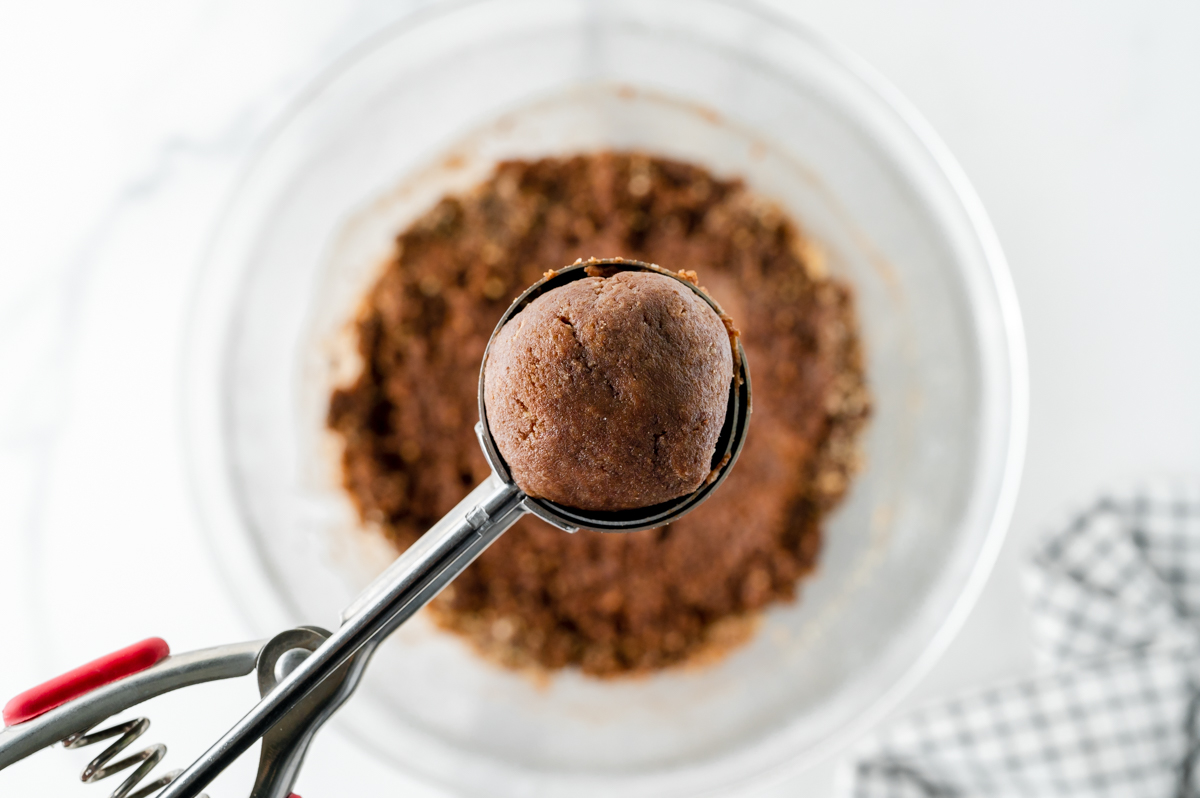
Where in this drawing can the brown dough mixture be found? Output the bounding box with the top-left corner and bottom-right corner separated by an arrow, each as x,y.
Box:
484,270 -> 735,511
328,152 -> 870,676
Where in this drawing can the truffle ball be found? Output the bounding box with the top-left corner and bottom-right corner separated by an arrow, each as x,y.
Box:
484,270 -> 734,511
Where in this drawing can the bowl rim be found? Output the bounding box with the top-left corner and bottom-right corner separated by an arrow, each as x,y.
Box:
180,0 -> 1029,792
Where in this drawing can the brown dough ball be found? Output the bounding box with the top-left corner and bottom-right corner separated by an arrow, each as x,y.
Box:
483,270 -> 734,511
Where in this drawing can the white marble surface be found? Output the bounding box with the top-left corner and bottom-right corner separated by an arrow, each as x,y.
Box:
1,1 -> 1198,795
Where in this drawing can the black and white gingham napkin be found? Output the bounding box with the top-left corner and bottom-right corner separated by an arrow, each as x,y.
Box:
845,483 -> 1200,798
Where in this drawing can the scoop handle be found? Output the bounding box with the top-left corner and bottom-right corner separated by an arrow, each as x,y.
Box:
158,473 -> 526,798
339,473 -> 524,627
3,638 -> 170,727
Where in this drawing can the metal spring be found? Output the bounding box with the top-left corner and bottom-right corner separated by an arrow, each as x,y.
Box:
62,717 -> 207,798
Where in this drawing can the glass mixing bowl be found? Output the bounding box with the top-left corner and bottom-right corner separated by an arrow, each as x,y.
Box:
183,1 -> 1027,794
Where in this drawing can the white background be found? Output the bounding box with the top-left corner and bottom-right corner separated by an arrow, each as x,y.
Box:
1,1 -> 1198,795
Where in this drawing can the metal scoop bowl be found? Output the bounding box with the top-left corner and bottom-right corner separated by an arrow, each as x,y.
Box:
158,259 -> 751,797
478,257 -> 752,532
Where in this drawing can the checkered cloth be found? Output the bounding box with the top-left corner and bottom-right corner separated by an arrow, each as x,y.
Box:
845,484 -> 1200,797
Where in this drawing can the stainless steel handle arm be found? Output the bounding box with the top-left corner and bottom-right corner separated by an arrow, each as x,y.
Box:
0,641 -> 263,771
158,473 -> 526,798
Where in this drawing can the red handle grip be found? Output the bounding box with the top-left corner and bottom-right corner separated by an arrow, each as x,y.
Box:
3,637 -> 170,726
